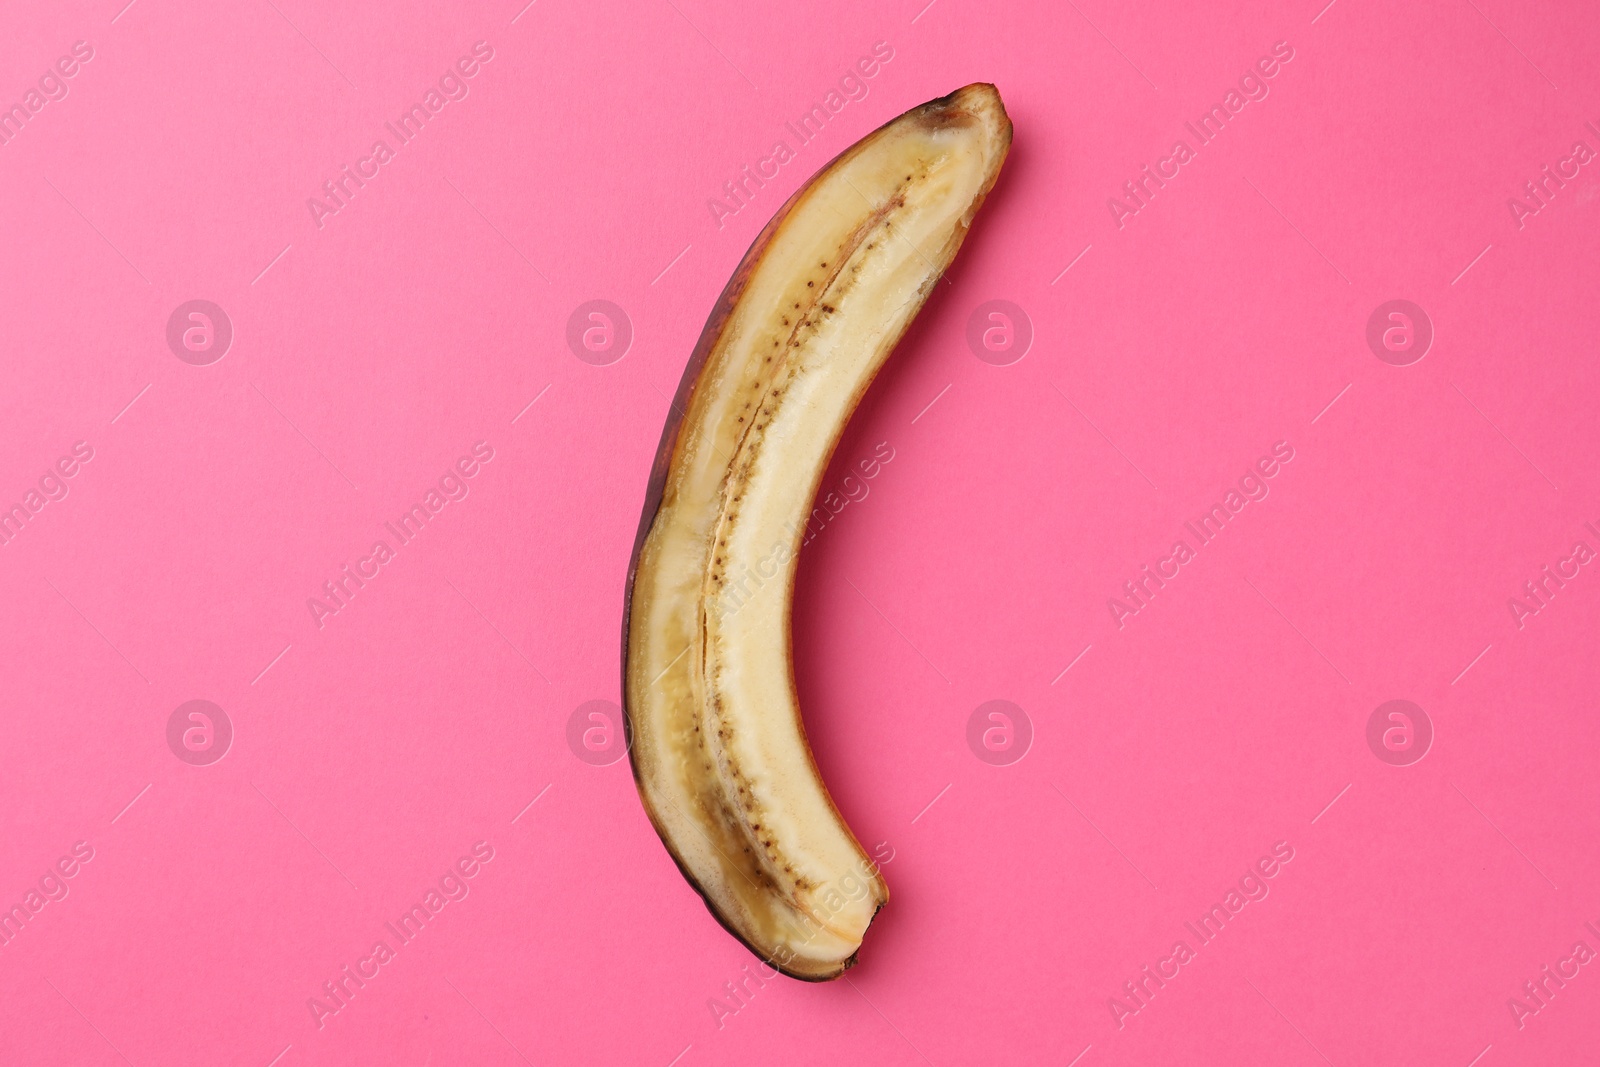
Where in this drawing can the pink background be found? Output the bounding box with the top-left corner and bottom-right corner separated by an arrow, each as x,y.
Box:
3,0 -> 1599,1063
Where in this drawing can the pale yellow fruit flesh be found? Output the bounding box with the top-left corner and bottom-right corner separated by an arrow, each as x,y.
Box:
624,84 -> 1011,979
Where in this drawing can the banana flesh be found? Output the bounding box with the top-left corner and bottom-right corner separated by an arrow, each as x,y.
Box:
623,84 -> 1012,979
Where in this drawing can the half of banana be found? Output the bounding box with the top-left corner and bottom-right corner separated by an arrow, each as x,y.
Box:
623,84 -> 1012,979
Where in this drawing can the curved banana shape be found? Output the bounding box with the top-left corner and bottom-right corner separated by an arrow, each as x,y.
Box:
623,84 -> 1012,979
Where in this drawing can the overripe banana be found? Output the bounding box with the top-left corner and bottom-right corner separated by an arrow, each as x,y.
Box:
623,83 -> 1012,979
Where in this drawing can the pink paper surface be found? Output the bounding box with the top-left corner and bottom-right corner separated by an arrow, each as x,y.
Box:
2,0 -> 1598,1063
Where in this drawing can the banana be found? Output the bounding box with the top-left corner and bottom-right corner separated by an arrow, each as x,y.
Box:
623,83 -> 1012,979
